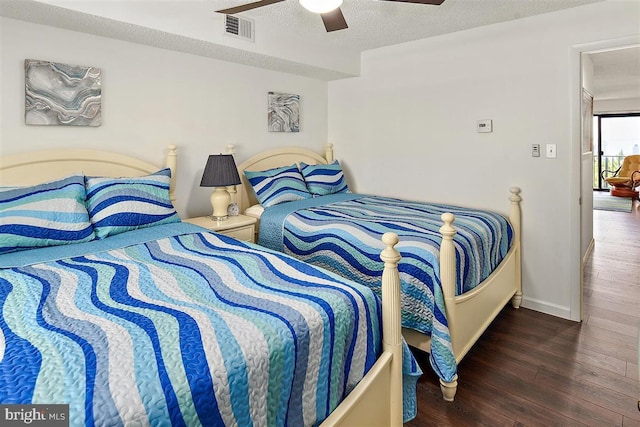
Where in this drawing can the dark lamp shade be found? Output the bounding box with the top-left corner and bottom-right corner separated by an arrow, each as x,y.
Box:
200,154 -> 241,187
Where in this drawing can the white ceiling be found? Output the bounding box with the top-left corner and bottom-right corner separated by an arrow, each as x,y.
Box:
1,0 -> 637,100
588,46 -> 640,101
145,0 -> 603,52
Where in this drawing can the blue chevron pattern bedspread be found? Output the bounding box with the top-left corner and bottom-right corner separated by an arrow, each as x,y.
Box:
258,194 -> 513,383
0,222 -> 420,426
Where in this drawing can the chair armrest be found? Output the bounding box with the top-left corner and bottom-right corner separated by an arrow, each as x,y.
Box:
601,167 -> 621,181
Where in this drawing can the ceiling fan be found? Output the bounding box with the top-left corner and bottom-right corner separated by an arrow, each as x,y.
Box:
216,0 -> 445,33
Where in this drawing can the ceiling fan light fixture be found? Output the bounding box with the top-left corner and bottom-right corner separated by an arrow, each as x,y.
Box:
299,0 -> 343,14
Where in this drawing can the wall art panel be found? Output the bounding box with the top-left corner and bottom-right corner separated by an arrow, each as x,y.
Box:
268,92 -> 299,132
25,59 -> 102,126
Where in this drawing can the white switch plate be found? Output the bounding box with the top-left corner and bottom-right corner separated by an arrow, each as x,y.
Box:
477,119 -> 492,133
532,144 -> 540,157
546,144 -> 557,158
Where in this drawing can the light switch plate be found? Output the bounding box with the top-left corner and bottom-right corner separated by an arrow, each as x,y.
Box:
546,143 -> 557,158
477,119 -> 492,133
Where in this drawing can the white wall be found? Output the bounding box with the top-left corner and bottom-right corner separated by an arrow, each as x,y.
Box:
328,0 -> 640,319
0,17 -> 329,218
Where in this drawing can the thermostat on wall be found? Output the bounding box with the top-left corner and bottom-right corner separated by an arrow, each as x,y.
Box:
477,119 -> 493,133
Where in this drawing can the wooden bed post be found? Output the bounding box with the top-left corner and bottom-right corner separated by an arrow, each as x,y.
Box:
438,213 -> 459,401
509,187 -> 523,308
380,233 -> 403,426
320,233 -> 404,427
325,143 -> 334,163
165,144 -> 177,203
226,144 -> 239,208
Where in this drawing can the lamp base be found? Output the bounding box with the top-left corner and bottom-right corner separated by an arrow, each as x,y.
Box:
209,214 -> 229,221
210,187 -> 231,220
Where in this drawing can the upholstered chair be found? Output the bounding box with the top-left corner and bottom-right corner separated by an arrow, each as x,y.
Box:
601,154 -> 640,198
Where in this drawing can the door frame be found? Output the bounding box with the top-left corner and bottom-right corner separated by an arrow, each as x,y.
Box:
570,36 -> 640,322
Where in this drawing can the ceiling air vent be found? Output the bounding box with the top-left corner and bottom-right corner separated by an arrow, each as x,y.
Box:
224,15 -> 254,42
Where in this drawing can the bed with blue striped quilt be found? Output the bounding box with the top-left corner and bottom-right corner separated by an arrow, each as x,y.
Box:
257,194 -> 514,384
0,222 -> 421,426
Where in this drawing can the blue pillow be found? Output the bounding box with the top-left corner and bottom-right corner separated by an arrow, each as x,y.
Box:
85,168 -> 180,239
300,160 -> 350,196
244,164 -> 311,208
0,175 -> 95,254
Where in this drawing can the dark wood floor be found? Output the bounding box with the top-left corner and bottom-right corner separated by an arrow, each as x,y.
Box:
406,199 -> 640,427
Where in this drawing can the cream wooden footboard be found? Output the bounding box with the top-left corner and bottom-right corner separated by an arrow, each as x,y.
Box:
236,144 -> 523,402
0,145 -> 405,427
402,188 -> 522,401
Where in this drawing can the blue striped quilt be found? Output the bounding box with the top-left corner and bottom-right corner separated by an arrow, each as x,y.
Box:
258,194 -> 513,383
0,222 -> 420,426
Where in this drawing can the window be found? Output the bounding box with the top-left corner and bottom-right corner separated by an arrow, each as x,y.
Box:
593,113 -> 640,190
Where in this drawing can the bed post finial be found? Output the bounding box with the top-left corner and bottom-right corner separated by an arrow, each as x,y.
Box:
325,143 -> 334,163
439,213 -> 457,294
166,145 -> 177,203
380,232 -> 403,426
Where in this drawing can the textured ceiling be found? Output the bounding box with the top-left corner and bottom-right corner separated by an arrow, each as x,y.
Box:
207,0 -> 604,51
3,0 -> 637,100
588,46 -> 640,101
11,0 -> 607,51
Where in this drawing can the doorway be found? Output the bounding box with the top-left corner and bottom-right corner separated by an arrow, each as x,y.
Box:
575,40 -> 640,322
593,113 -> 640,191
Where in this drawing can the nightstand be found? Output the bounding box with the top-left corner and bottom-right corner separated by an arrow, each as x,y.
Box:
184,215 -> 257,243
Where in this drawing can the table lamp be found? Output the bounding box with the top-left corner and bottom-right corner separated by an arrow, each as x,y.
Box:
200,154 -> 241,220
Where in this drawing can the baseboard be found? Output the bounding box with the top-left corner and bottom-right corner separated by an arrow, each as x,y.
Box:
520,297 -> 572,320
582,238 -> 595,266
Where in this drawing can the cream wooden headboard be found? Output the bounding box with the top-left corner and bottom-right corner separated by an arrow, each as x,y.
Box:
235,144 -> 334,213
0,145 -> 178,201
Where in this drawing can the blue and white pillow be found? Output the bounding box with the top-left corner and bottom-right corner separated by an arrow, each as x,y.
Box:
0,175 -> 95,254
85,168 -> 180,239
244,164 -> 312,208
300,160 -> 350,196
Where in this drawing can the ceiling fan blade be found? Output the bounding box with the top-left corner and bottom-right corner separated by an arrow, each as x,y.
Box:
321,8 -> 348,32
381,0 -> 445,4
216,0 -> 285,14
